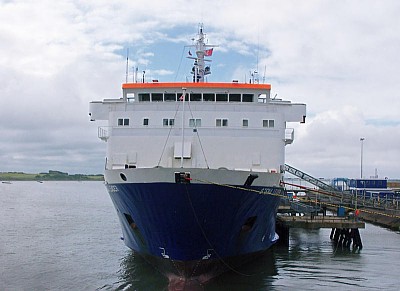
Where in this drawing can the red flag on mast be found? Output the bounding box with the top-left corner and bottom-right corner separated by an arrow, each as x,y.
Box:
204,48 -> 213,56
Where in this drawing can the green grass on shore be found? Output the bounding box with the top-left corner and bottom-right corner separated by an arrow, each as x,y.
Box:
0,171 -> 104,181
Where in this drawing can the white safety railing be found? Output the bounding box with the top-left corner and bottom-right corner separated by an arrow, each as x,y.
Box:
285,128 -> 294,145
98,126 -> 111,141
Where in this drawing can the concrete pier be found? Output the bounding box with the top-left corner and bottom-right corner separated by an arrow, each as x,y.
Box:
276,215 -> 365,229
276,206 -> 365,249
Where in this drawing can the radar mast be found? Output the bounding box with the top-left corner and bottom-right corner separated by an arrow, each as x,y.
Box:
188,25 -> 214,82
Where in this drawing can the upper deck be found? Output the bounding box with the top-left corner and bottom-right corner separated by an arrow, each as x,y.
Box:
121,82 -> 272,103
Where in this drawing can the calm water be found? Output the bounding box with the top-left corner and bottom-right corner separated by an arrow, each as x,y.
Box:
1,181 -> 399,290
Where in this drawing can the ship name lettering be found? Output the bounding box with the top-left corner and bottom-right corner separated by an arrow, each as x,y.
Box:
108,185 -> 119,193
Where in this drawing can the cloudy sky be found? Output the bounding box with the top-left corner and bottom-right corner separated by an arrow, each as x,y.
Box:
1,0 -> 399,179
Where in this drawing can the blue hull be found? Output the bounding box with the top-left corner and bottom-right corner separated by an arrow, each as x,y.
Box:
107,182 -> 281,263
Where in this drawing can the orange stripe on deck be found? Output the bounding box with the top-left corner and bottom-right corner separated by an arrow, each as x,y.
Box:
122,82 -> 271,90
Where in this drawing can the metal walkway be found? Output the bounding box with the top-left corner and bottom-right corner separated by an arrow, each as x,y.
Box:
282,164 -> 349,215
284,164 -> 337,192
283,164 -> 400,225
279,164 -> 365,249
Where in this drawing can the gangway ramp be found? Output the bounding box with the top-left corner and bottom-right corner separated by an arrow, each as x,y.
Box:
284,164 -> 337,192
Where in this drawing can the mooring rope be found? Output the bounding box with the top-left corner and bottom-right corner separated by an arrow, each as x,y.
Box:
184,183 -> 255,277
190,177 -> 400,220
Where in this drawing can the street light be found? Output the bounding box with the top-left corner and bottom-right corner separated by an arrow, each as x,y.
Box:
360,137 -> 365,179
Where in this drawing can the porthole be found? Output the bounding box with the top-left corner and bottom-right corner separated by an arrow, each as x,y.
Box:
241,216 -> 257,232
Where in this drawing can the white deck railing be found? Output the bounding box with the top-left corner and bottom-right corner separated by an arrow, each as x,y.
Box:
98,126 -> 110,141
285,128 -> 294,145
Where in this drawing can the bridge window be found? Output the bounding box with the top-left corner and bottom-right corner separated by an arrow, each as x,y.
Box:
143,118 -> 149,126
203,93 -> 215,102
190,93 -> 202,101
216,93 -> 228,102
118,118 -> 129,126
138,93 -> 150,102
242,94 -> 253,102
229,93 -> 241,102
178,93 -> 189,101
242,119 -> 249,127
152,93 -> 163,102
164,93 -> 177,101
263,119 -> 275,128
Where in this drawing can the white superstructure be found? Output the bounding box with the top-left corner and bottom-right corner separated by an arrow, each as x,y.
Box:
89,82 -> 305,173
89,26 -> 305,178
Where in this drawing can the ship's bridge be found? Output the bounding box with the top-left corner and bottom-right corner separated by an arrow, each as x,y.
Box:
121,82 -> 271,103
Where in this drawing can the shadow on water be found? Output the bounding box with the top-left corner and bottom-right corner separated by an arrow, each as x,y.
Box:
101,249 -> 278,291
115,251 -> 169,290
205,250 -> 278,291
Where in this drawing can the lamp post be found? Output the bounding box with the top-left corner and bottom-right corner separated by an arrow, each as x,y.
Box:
360,138 -> 365,179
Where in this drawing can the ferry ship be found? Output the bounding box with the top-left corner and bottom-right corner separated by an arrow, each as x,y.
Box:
89,26 -> 306,285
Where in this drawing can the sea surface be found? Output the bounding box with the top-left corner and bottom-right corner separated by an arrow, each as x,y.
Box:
1,181 -> 399,290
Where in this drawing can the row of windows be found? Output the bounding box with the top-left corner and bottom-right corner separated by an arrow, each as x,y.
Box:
118,118 -> 275,128
263,119 -> 275,128
163,118 -> 175,126
118,118 -> 130,126
135,92 -> 256,102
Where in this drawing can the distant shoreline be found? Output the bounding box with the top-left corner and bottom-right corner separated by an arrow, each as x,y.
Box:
0,170 -> 104,181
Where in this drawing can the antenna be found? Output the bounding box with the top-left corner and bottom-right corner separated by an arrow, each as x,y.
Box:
263,65 -> 266,83
256,41 -> 259,78
125,48 -> 129,83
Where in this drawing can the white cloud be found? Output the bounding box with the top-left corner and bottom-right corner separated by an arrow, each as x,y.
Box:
286,106 -> 400,179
